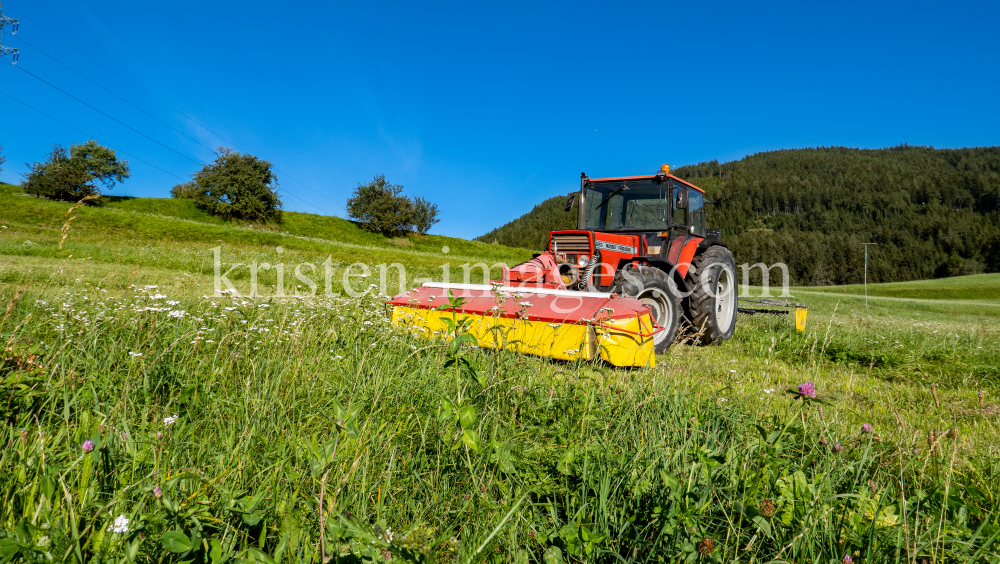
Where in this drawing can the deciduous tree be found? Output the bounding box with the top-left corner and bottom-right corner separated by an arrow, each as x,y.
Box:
194,148 -> 282,223
346,174 -> 415,235
22,140 -> 130,201
411,196 -> 440,235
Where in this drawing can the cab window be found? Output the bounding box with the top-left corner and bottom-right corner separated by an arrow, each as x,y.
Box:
672,184 -> 687,227
689,189 -> 705,236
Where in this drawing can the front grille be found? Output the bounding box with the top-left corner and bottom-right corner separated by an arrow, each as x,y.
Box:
550,233 -> 591,253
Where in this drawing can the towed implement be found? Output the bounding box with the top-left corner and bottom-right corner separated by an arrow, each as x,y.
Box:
388,165 -> 741,367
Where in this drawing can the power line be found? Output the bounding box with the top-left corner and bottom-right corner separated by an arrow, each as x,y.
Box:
5,4 -> 342,214
0,88 -> 186,181
2,82 -> 326,214
5,7 -> 235,145
9,63 -> 326,213
859,242 -> 878,315
16,64 -> 205,167
14,34 -> 221,156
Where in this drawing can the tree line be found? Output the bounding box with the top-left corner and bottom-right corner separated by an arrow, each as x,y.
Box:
10,141 -> 440,234
476,145 -> 1000,285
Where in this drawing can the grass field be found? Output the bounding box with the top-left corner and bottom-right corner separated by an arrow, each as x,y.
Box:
2,186 -> 1000,563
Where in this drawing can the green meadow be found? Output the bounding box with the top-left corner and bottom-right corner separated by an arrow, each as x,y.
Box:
2,184 -> 999,563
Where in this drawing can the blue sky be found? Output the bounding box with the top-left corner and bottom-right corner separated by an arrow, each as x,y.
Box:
1,0 -> 998,239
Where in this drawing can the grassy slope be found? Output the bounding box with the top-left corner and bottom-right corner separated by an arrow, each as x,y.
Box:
2,185 -> 1000,562
0,183 -> 533,296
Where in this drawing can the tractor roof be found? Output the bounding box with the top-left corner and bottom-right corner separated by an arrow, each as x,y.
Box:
588,174 -> 705,194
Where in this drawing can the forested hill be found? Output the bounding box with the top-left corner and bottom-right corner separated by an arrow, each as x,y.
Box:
476,146 -> 1000,285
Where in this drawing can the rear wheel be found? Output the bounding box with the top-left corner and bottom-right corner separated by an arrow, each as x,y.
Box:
688,246 -> 738,345
614,264 -> 681,353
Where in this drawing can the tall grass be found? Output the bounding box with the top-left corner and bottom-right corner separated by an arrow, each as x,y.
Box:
2,279 -> 998,563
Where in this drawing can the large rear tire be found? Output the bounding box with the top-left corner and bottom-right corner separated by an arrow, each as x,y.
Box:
688,246 -> 738,345
614,264 -> 681,354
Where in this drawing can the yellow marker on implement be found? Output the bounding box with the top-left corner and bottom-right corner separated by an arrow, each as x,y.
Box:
737,298 -> 809,331
795,307 -> 808,332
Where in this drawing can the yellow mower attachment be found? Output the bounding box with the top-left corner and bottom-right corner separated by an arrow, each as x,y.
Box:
388,282 -> 661,367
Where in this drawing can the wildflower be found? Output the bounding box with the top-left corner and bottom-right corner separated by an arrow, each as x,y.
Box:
690,416 -> 697,423
164,415 -> 178,426
832,442 -> 842,453
862,423 -> 873,434
82,440 -> 94,452
759,498 -> 773,517
548,388 -> 554,397
36,536 -> 50,548
843,554 -> 853,564
798,381 -> 817,398
156,432 -> 163,438
129,352 -> 143,358
108,514 -> 130,534
154,486 -> 163,499
696,537 -> 715,555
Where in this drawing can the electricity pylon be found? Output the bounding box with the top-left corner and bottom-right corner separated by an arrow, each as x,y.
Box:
0,1 -> 20,64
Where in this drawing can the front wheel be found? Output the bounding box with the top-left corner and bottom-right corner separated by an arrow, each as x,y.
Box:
687,246 -> 738,345
614,264 -> 681,353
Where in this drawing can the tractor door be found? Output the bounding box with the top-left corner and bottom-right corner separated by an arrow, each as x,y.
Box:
661,180 -> 705,277
661,181 -> 688,261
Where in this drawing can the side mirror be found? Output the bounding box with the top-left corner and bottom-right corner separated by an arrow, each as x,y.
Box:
675,190 -> 689,209
564,193 -> 578,212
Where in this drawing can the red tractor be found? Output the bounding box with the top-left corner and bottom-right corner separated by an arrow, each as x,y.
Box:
506,165 -> 738,352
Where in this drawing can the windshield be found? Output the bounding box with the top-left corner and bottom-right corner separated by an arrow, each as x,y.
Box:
584,179 -> 671,230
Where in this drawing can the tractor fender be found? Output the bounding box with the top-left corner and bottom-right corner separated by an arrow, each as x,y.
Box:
614,257 -> 690,296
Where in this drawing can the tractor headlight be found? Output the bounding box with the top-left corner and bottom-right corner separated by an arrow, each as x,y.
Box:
578,255 -> 589,267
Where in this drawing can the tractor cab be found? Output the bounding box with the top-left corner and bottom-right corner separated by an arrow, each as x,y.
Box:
549,166 -> 711,291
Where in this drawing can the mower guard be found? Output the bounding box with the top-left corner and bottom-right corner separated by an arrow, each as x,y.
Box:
388,282 -> 658,367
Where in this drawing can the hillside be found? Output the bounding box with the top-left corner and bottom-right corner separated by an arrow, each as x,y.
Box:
0,182 -> 532,295
477,193 -> 577,249
476,146 -> 1000,285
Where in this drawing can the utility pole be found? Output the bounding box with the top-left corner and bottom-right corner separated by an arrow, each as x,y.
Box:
0,1 -> 19,64
860,242 -> 878,315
